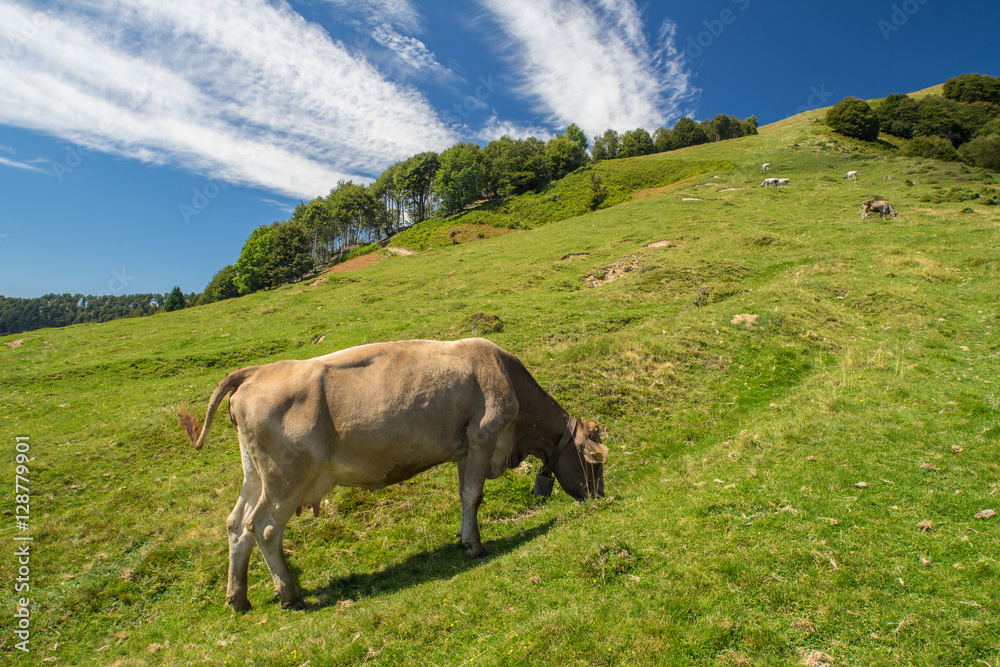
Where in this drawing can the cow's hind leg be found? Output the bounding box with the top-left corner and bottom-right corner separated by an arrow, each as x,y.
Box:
226,453 -> 262,612
226,488 -> 258,611
246,496 -> 302,609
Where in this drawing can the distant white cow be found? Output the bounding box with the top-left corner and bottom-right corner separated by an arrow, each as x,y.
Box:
762,163 -> 771,172
775,178 -> 790,187
844,171 -> 858,180
760,178 -> 779,188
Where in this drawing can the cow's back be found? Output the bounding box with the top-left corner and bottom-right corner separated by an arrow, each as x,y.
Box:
229,339 -> 517,488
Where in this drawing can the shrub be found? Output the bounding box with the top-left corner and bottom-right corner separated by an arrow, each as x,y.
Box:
943,73 -> 1000,105
959,135 -> 1000,171
905,135 -> 961,162
825,97 -> 880,142
876,93 -> 920,139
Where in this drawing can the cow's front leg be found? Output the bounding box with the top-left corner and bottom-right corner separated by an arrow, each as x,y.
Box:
246,497 -> 302,609
457,454 -> 490,559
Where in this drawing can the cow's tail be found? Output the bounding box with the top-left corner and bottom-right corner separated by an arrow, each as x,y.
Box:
178,366 -> 258,450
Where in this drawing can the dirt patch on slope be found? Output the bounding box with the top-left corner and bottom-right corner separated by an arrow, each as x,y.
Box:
329,252 -> 385,273
586,255 -> 643,287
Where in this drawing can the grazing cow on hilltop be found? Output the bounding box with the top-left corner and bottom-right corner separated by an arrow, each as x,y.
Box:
844,171 -> 858,180
762,163 -> 771,172
179,338 -> 608,612
861,199 -> 897,219
760,178 -> 779,188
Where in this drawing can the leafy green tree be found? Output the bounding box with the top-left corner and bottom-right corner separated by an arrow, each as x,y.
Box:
671,117 -> 709,148
395,152 -> 440,223
914,96 -> 967,146
327,181 -> 385,250
957,101 -> 1000,139
741,115 -> 759,136
590,129 -> 620,162
434,142 -> 486,215
235,225 -> 274,294
825,97 -> 880,142
959,135 -> 1000,171
544,134 -> 588,179
653,127 -> 673,152
265,222 -> 314,285
585,171 -> 608,211
482,136 -> 550,197
371,163 -> 406,233
943,73 -> 1000,105
164,286 -> 185,312
876,93 -> 921,138
619,128 -> 655,158
202,265 -> 239,304
564,123 -> 589,151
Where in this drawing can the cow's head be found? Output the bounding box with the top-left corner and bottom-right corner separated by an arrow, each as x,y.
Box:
554,419 -> 607,500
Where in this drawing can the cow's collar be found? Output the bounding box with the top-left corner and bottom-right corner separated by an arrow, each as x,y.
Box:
540,416 -> 577,478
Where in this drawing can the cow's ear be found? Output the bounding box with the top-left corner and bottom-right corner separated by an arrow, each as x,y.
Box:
582,440 -> 608,465
583,419 -> 601,442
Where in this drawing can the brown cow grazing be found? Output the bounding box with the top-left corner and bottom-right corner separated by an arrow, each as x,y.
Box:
179,338 -> 608,611
861,199 -> 898,219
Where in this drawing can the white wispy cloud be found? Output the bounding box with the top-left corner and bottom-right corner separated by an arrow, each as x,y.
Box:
476,114 -> 554,143
479,0 -> 698,139
0,149 -> 48,174
0,0 -> 455,199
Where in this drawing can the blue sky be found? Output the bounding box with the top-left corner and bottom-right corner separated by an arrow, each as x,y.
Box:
1,0 -> 997,299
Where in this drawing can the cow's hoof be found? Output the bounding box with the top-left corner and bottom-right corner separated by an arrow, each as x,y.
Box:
227,596 -> 252,613
281,598 -> 306,611
466,546 -> 489,559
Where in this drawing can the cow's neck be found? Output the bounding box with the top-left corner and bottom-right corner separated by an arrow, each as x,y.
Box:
514,382 -> 571,463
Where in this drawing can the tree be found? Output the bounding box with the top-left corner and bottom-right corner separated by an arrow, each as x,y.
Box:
914,96 -> 967,146
943,73 -> 1000,105
959,135 -> 1000,171
544,134 -> 588,179
585,171 -> 608,211
202,265 -> 239,304
653,127 -> 673,152
619,128 -> 655,158
876,93 -> 921,138
482,136 -> 550,197
265,222 -> 313,285
825,97 -> 880,142
435,142 -> 486,215
327,181 -> 384,249
235,225 -> 274,294
591,129 -> 620,162
395,152 -> 440,224
164,286 -> 186,312
371,163 -> 406,233
671,117 -> 709,148
564,123 -> 589,151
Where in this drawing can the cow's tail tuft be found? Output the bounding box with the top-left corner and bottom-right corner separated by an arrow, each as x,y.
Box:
178,402 -> 202,447
179,366 -> 257,450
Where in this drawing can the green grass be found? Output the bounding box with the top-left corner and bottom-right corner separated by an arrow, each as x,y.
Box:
2,109 -> 1000,666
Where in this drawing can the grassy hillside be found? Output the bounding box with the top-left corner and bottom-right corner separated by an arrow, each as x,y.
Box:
2,107 -> 999,666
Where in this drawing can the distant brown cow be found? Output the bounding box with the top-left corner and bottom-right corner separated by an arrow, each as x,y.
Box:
179,338 -> 608,611
861,199 -> 897,219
